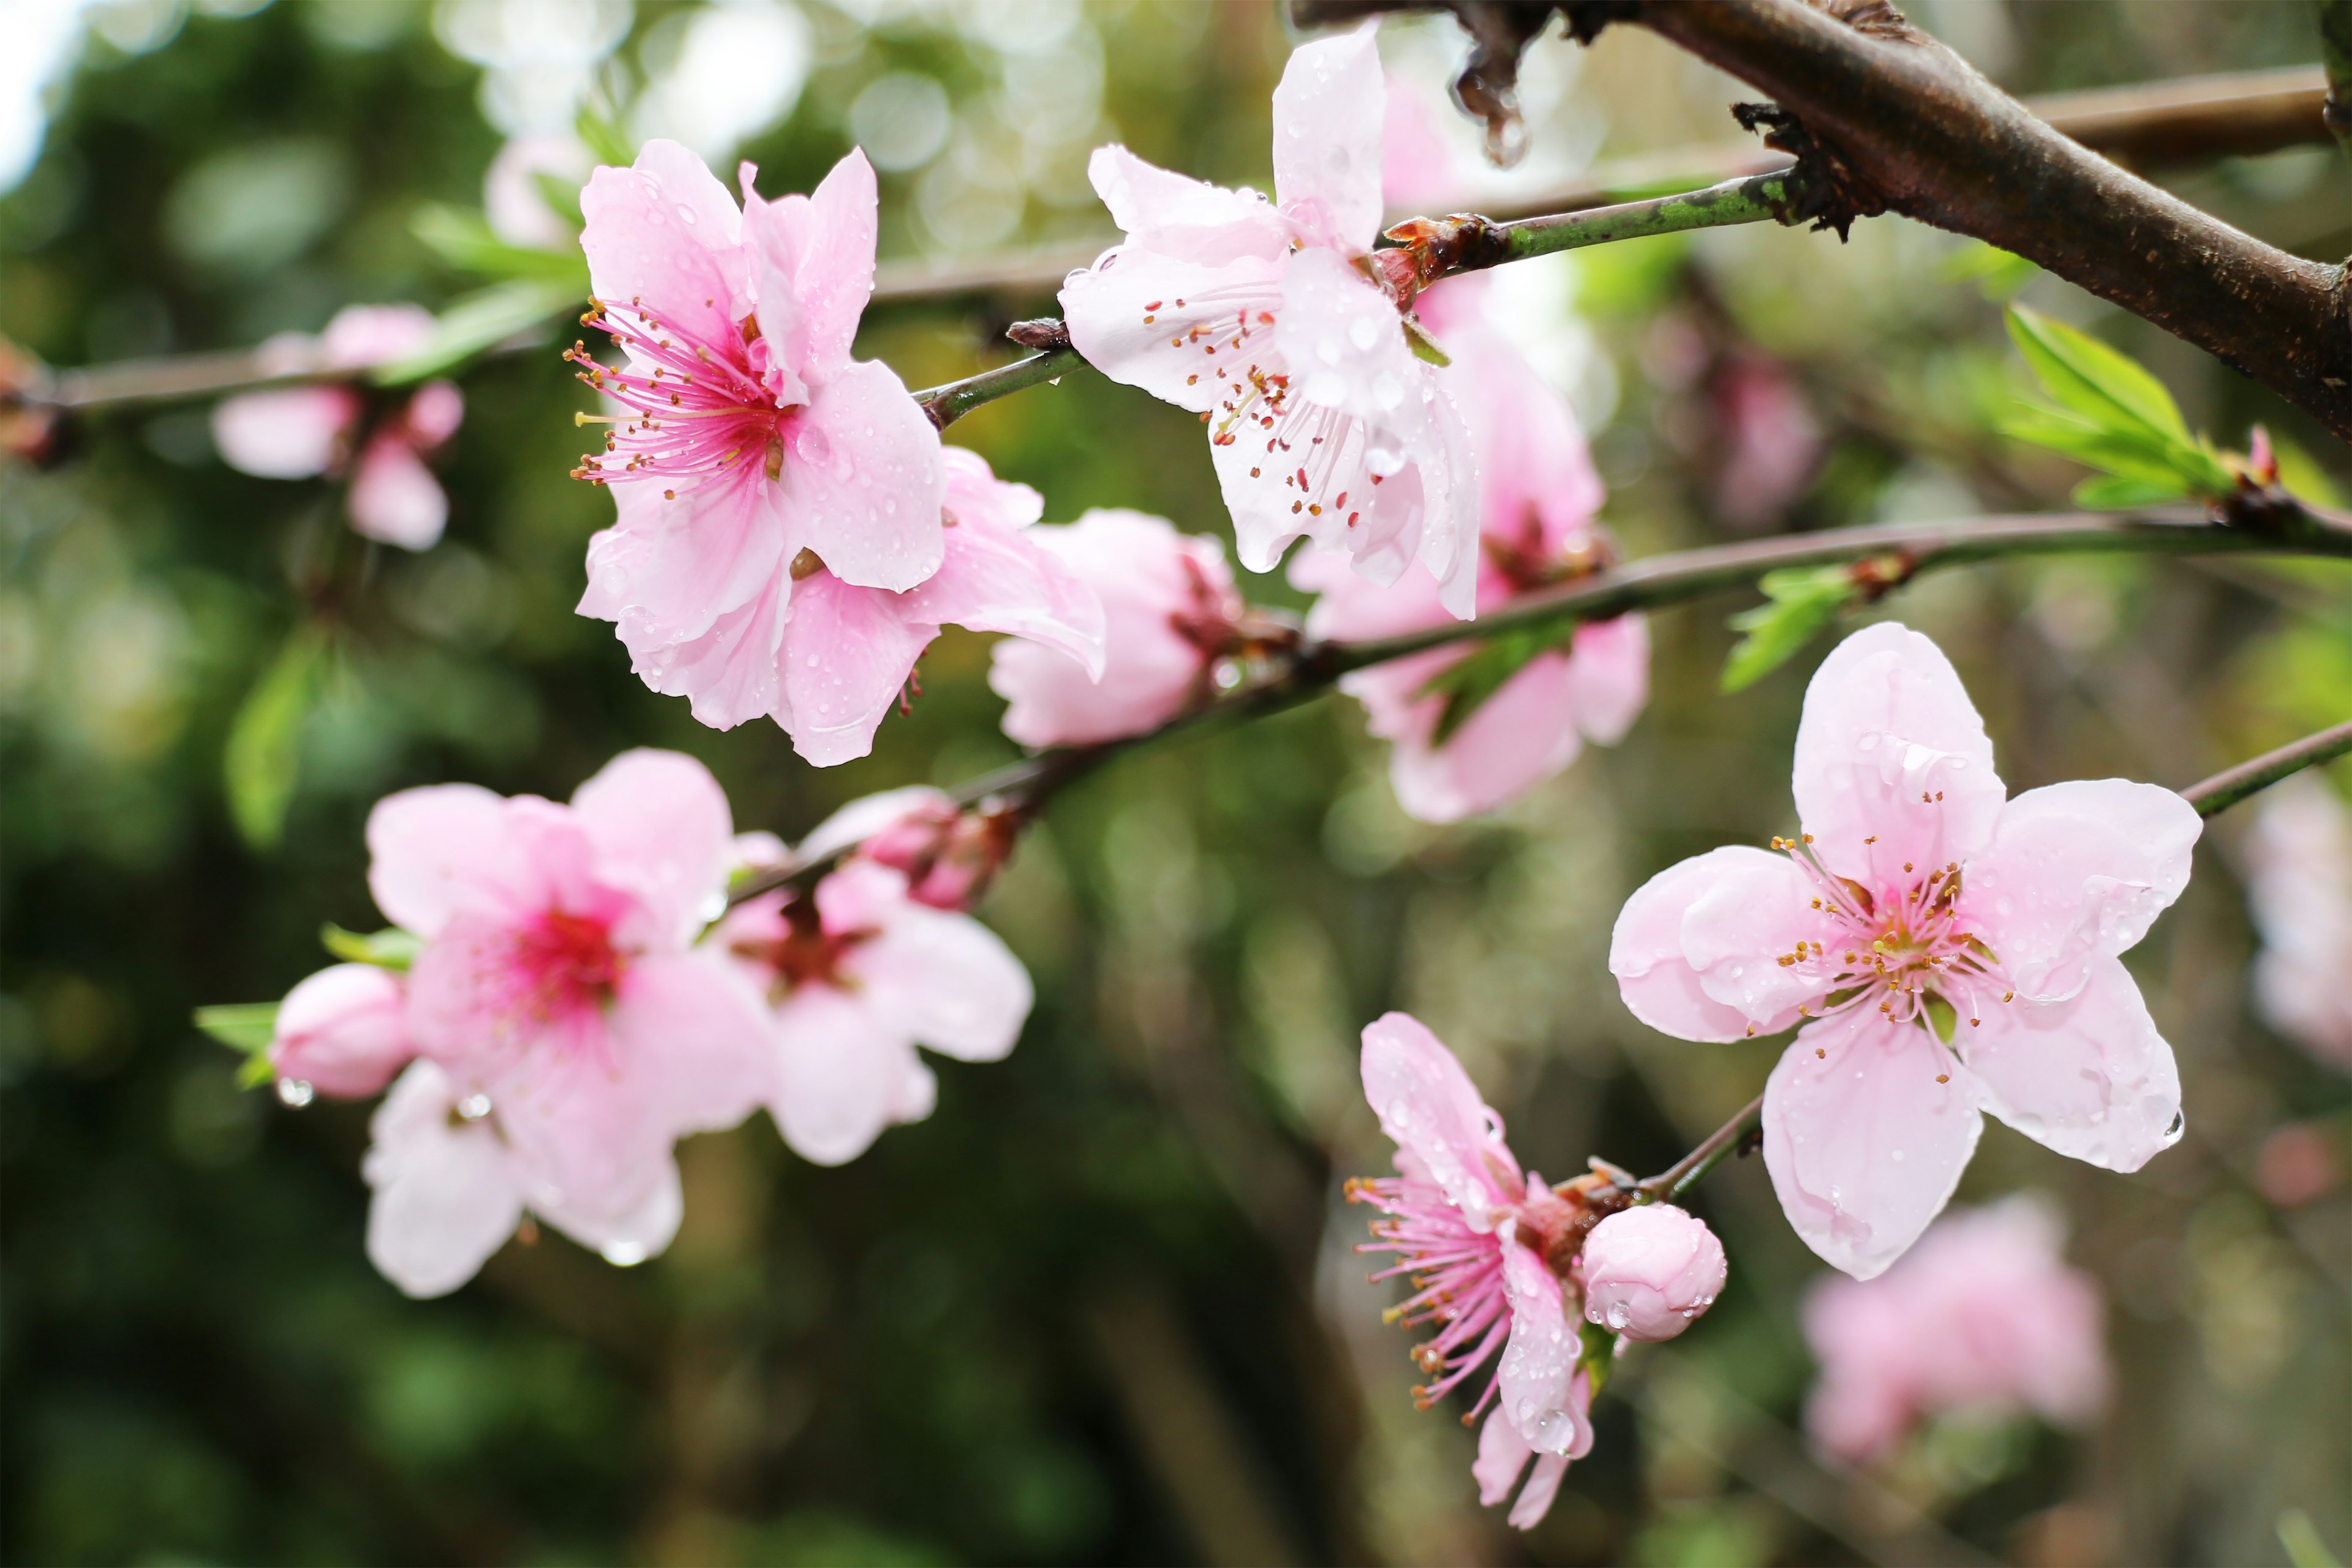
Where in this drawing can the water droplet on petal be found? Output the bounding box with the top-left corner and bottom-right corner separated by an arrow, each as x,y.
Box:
276,1077 -> 314,1108
602,1239 -> 649,1267
674,203 -> 699,226
458,1093 -> 492,1120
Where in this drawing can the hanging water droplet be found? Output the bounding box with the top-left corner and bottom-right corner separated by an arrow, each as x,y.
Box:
458,1093 -> 492,1120
602,1239 -> 649,1267
276,1077 -> 314,1108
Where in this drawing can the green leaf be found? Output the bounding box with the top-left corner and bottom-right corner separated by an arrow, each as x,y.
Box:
321,924 -> 423,970
1940,241 -> 2037,300
1721,565 -> 1855,692
1577,1319 -> 1616,1396
370,278 -> 582,386
410,203 -> 587,285
576,104 -> 636,169
1922,992 -> 1957,1044
194,1002 -> 278,1055
224,626 -> 327,850
2269,435 -> 2348,508
1403,316 -> 1452,367
2005,305 -> 2189,445
2280,1510 -> 2346,1568
1417,621 -> 1577,744
529,170 -> 585,232
2071,473 -> 2190,510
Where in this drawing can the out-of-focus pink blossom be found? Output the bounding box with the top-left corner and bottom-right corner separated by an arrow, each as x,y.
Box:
789,783 -> 1022,913
1298,268 -> 1645,823
1580,1203 -> 1727,1341
485,133 -> 592,249
2243,775 -> 2352,1069
269,962 -> 415,1099
1060,30 -> 1479,616
213,305 -> 464,551
713,810 -> 1031,1165
1709,353 -> 1823,532
357,749 -> 771,1296
989,509 -> 1240,748
1803,1196 -> 2108,1465
570,141 -> 953,763
1611,623 -> 2197,1279
1348,1012 -> 1594,1529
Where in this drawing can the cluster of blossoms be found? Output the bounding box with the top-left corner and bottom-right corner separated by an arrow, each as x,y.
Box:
1348,1013 -> 1726,1528
263,753 -> 1031,1297
1802,1196 -> 2109,1464
212,304 -> 466,551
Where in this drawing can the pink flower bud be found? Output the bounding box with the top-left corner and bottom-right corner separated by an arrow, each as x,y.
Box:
1580,1203 -> 1727,1341
270,963 -> 415,1099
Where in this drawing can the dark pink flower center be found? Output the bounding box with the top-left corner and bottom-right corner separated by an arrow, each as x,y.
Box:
1770,834 -> 2016,1038
566,298 -> 793,494
729,894 -> 875,1000
508,910 -> 627,1025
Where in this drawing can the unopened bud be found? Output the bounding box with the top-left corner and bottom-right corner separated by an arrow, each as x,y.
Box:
271,963 -> 415,1098
1580,1204 -> 1727,1342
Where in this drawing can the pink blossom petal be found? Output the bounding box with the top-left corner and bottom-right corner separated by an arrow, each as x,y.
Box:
1209,388 -> 1394,575
1764,1012 -> 1983,1280
318,304 -> 439,371
778,359 -> 945,594
1564,615 -> 1649,746
798,785 -> 955,865
903,508 -> 1107,679
1085,145 -> 1294,264
482,1020 -> 681,1226
608,950 -> 773,1134
570,748 -> 736,948
363,1061 -> 524,1298
1472,1408 -> 1535,1506
347,433 -> 448,551
211,386 -> 358,479
1958,778 -> 2201,1002
1958,953 -> 2183,1171
776,570 -> 935,767
851,899 -> 1034,1063
1278,247 -> 1420,424
366,784 -> 538,937
777,148 -> 880,384
1792,623 -> 2005,884
579,458 -> 790,650
1270,28 -> 1387,250
1357,649 -> 1582,825
1060,247 -> 1286,413
271,963 -> 414,1098
1498,1238 -> 1592,1455
1359,1011 -> 1518,1228
1610,846 -> 1825,1039
1580,1203 -> 1727,1341
579,139 -> 750,355
1507,1452 -> 1572,1531
533,1153 -> 683,1266
403,380 -> 465,449
629,575 -> 791,733
768,984 -> 909,1165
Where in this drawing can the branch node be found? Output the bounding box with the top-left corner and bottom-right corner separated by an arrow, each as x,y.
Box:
1730,102 -> 1889,241
1812,0 -> 1922,44
1004,317 -> 1071,352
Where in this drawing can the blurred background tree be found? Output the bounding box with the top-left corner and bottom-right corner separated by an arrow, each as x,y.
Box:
2,1 -> 2348,1564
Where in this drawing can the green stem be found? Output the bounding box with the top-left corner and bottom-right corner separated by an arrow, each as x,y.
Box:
1635,1095 -> 1767,1205
2182,717 -> 2352,816
1489,168 -> 1794,265
914,345 -> 1087,431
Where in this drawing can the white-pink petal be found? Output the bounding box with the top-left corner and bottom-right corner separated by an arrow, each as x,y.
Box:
363,1061 -> 526,1298
1958,953 -> 2183,1171
366,783 -> 537,937
1060,248 -> 1285,413
769,984 -> 912,1166
1763,1012 -> 1983,1280
1270,27 -> 1387,251
1792,622 -> 2005,884
775,570 -> 933,767
1496,1237 -> 1591,1456
569,748 -> 737,948
778,359 -> 945,594
347,433 -> 448,551
1359,1011 -> 1518,1229
271,963 -> 415,1099
851,897 -> 1034,1063
212,385 -> 358,479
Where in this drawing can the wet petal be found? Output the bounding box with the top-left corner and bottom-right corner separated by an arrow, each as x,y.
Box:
1060,247 -> 1286,414
776,570 -> 935,767
902,507 -> 1107,680
1498,1238 -> 1589,1456
1359,1011 -> 1517,1227
768,986 -> 908,1166
363,1061 -> 524,1298
1610,846 -> 1823,1041
1270,26 -> 1387,250
271,963 -> 414,1099
571,748 -> 736,946
779,360 -> 945,594
851,899 -> 1033,1063
1959,954 -> 2182,1172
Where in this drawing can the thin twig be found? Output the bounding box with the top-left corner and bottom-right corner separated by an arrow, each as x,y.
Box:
2180,717 -> 2352,815
1637,1093 -> 1767,1204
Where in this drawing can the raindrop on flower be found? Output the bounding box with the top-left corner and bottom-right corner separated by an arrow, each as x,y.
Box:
458,1093 -> 492,1120
277,1077 -> 315,1108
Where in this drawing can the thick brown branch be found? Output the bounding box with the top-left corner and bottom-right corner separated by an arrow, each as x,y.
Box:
1626,0 -> 2352,437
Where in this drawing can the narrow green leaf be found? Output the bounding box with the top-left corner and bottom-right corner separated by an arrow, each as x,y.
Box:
576,105 -> 636,169
2071,473 -> 2190,510
529,170 -> 585,232
321,924 -> 423,970
2271,435 -> 2349,508
194,1001 -> 279,1054
410,203 -> 587,284
1721,565 -> 1855,692
370,279 -> 582,386
1577,1319 -> 1616,1395
1403,316 -> 1452,367
1940,241 -> 2037,300
2005,305 -> 2190,445
2280,1510 -> 2345,1568
1418,622 -> 1575,744
224,627 -> 326,851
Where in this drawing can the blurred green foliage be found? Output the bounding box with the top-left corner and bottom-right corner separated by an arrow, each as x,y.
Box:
4,2 -> 2352,1566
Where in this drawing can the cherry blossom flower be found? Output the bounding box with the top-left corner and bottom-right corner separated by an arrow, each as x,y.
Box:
712,808 -> 1032,1166
1803,1196 -> 2108,1464
785,783 -> 1023,912
989,509 -> 1240,748
1297,273 -> 1646,823
1610,622 -> 2198,1279
268,962 -> 415,1100
1347,1012 -> 1596,1529
1580,1203 -> 1727,1342
211,303 -> 465,550
569,140 -> 949,760
360,748 -> 772,1295
2242,775 -> 2352,1069
1059,30 -> 1479,616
